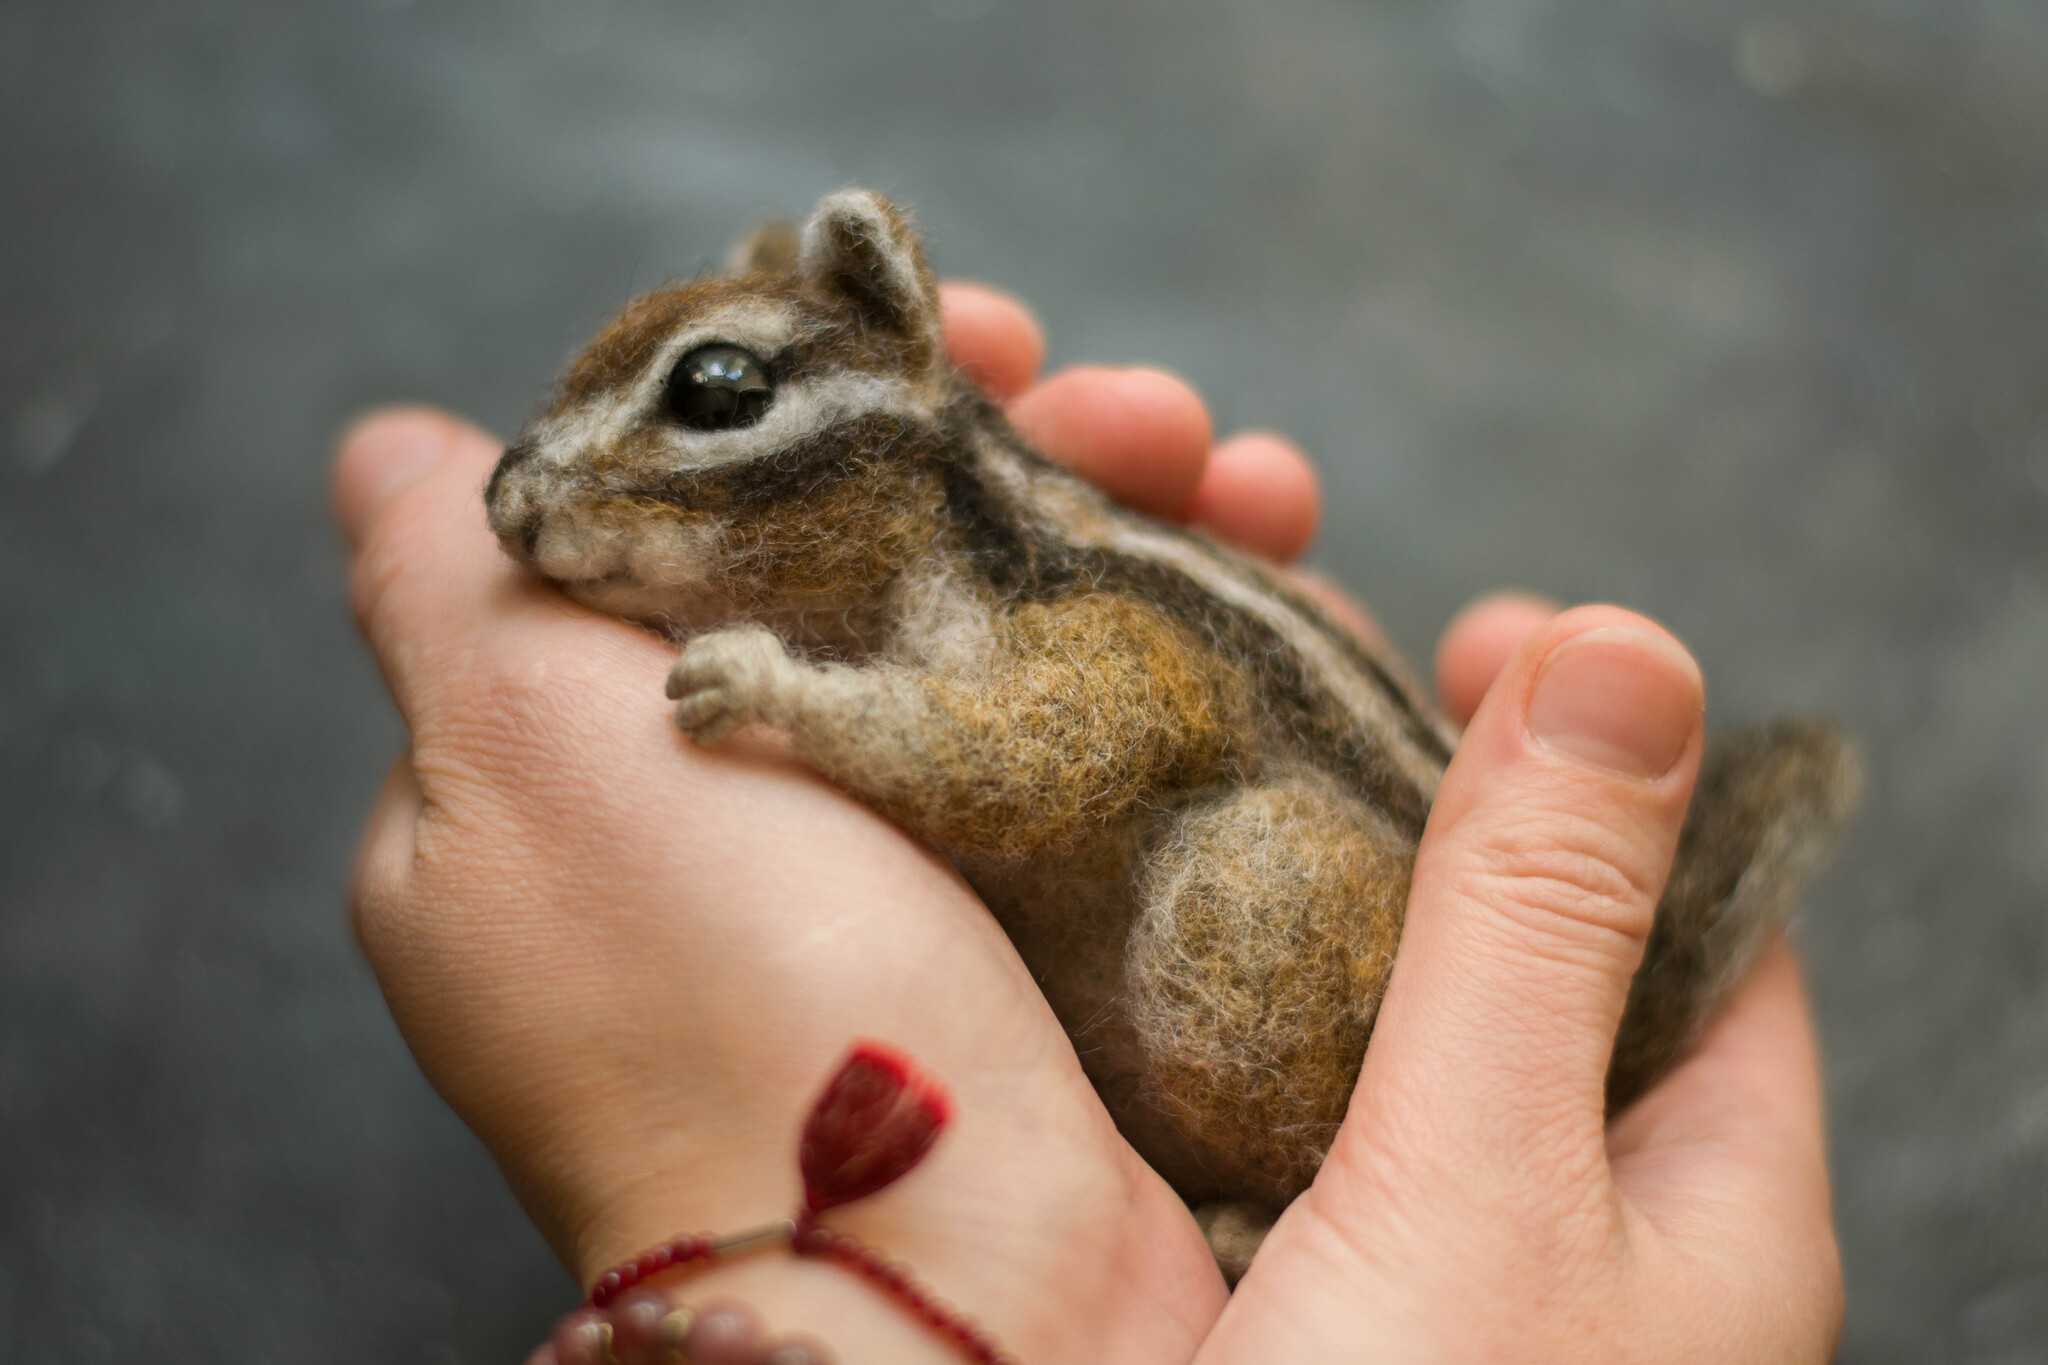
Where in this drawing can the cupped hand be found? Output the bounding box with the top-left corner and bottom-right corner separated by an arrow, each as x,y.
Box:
334,280 -> 1318,1363
340,275 -> 1839,1364
1202,595 -> 1844,1361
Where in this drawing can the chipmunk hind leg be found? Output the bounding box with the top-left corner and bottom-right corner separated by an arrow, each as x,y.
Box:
1608,718 -> 1862,1111
1126,774 -> 1411,1216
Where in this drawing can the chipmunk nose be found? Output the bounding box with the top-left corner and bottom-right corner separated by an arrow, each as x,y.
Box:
485,438 -> 535,506
484,439 -> 548,556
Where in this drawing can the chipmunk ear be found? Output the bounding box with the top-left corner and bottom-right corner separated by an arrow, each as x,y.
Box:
727,220 -> 802,275
798,190 -> 942,350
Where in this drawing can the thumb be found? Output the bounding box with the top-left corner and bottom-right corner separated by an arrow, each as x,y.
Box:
1346,605 -> 1705,1181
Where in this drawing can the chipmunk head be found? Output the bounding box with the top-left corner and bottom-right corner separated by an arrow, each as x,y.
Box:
486,189 -> 958,629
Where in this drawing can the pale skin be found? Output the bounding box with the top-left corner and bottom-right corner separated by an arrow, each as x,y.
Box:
336,282 -> 1841,1362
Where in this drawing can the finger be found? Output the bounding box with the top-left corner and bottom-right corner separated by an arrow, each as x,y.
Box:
1350,606 -> 1705,1176
334,407 -> 647,729
939,281 -> 1046,401
1007,366 -> 1212,518
1182,431 -> 1321,562
1434,591 -> 1561,726
347,751 -> 425,962
334,407 -> 507,726
333,405 -> 486,553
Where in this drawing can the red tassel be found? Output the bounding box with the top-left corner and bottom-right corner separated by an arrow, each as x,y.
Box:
580,1044 -> 1007,1363
799,1041 -> 952,1214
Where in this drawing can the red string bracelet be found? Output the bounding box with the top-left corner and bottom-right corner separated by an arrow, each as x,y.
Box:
583,1042 -> 1016,1365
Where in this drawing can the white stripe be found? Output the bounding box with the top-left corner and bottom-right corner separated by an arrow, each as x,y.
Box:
533,308 -> 936,482
531,300 -> 801,468
975,437 -> 1446,792
1098,522 -> 1446,799
636,370 -> 932,476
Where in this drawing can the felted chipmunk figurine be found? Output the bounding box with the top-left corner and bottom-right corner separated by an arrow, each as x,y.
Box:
485,189 -> 1857,1275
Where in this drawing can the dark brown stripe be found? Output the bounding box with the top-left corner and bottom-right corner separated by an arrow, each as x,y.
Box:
641,413 -> 933,515
941,400 -> 1435,834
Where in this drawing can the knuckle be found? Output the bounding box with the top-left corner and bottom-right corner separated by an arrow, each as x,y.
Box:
345,850 -> 402,960
347,793 -> 552,991
396,665 -> 613,819
346,819 -> 427,967
422,670 -> 592,776
381,632 -> 662,820
1458,807 -> 1662,947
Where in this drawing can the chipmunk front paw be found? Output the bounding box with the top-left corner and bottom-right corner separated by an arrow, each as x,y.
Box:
666,625 -> 801,746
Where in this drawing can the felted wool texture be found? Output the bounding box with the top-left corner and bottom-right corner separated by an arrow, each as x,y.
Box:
484,187 -> 1863,1248
764,593 -> 1248,862
1193,1202 -> 1273,1288
1608,717 -> 1863,1112
1129,773 -> 1407,1204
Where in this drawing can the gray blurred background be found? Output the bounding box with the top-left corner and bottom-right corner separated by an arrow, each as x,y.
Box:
2,0 -> 2044,1359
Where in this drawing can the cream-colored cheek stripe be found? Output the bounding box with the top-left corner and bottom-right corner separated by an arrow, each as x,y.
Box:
532,368 -> 934,483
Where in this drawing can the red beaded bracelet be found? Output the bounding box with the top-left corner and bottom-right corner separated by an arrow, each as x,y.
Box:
532,1289 -> 834,1365
578,1043 -> 1017,1365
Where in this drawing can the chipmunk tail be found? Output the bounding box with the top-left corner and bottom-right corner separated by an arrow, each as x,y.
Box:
1607,718 -> 1863,1113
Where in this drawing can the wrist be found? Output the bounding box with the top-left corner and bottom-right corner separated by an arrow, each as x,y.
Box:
636,1254 -> 964,1365
563,1048 -> 1223,1364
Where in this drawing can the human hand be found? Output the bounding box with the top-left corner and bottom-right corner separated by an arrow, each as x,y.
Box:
1198,596 -> 1843,1361
333,281 -> 1320,1363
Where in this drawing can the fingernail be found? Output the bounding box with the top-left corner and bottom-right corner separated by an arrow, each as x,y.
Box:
1527,627 -> 1702,779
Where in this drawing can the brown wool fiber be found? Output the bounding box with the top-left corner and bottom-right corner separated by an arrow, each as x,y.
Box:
484,189 -> 1860,1271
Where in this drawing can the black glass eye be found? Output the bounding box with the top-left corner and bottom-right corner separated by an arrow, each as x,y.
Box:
665,344 -> 774,431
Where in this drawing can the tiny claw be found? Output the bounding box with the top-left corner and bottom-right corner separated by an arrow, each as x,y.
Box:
673,689 -> 734,741
686,708 -> 745,747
